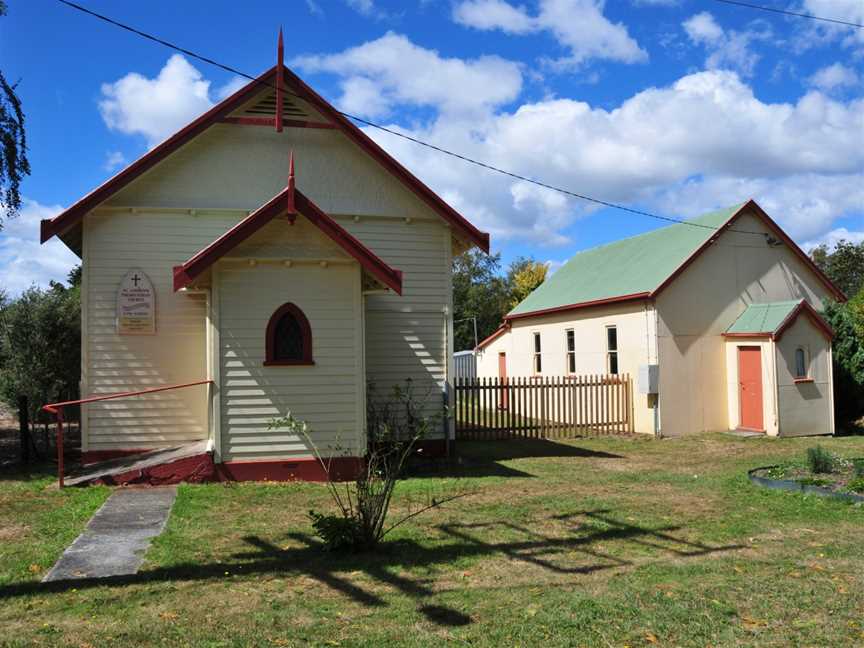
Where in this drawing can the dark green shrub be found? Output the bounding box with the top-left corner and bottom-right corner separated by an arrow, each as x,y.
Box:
308,511 -> 362,551
821,298 -> 864,426
806,446 -> 835,474
853,459 -> 864,478
798,477 -> 831,487
847,478 -> 864,494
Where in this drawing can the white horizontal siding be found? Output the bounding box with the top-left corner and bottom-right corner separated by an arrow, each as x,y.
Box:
84,117 -> 466,451
82,210 -> 242,451
106,125 -> 443,220
218,261 -> 364,461
338,217 -> 450,429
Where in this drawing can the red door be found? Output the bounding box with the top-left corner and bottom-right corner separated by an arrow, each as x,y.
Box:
498,352 -> 508,410
738,346 -> 764,431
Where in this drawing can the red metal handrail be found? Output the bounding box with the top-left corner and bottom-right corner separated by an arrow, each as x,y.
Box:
42,379 -> 213,488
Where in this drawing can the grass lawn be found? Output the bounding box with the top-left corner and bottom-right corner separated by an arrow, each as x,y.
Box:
1,434 -> 864,647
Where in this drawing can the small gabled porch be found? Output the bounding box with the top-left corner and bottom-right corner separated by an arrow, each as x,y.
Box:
723,300 -> 835,437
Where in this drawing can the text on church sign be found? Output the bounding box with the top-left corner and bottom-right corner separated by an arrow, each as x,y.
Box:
117,269 -> 156,335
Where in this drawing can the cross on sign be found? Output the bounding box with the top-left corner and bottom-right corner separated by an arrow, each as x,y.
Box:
131,273 -> 142,287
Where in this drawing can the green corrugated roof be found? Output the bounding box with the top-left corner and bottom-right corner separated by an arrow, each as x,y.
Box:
725,300 -> 802,335
508,203 -> 744,317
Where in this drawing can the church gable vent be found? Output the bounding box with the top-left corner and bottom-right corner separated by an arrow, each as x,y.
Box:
243,92 -> 309,119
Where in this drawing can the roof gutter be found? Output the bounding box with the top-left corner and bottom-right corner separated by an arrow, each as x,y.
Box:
504,292 -> 652,322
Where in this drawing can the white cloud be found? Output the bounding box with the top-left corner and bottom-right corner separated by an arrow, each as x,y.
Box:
683,11 -> 724,45
306,0 -> 324,16
682,12 -> 770,77
452,0 -> 648,67
215,76 -> 248,101
99,55 -> 250,148
0,200 -> 79,296
346,0 -> 374,14
350,64 -> 863,245
293,33 -> 523,118
652,173 -> 864,241
808,63 -> 860,92
804,227 -> 864,251
344,0 -> 388,19
544,258 -> 567,275
99,39 -> 864,254
453,0 -> 536,33
104,150 -> 126,172
797,0 -> 864,49
99,54 -> 214,148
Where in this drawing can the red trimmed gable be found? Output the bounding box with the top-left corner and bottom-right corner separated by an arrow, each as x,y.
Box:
774,300 -> 834,342
652,199 -> 845,304
40,65 -> 489,254
501,198 -> 845,324
475,323 -> 510,351
173,185 -> 403,295
41,66 -> 280,247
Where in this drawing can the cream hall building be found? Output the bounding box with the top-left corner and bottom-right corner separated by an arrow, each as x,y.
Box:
40,46 -> 489,482
476,201 -> 844,439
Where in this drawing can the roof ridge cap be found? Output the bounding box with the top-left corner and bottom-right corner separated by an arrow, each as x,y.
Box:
558,203 -> 744,265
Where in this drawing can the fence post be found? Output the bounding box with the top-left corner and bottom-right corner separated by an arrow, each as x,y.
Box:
540,377 -> 547,439
56,409 -> 65,489
17,395 -> 29,464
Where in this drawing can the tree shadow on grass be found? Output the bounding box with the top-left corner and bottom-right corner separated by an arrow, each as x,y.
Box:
408,438 -> 625,479
0,462 -> 59,483
0,509 -> 742,627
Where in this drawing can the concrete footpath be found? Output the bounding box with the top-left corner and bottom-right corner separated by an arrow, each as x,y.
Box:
43,487 -> 177,582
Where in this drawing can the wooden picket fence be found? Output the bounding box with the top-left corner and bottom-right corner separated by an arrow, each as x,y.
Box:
454,374 -> 633,440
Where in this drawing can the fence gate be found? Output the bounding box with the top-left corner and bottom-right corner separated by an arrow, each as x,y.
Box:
454,374 -> 634,440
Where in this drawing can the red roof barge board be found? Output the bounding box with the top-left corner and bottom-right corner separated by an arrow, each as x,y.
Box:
501,199 -> 845,323
173,187 -> 403,295
721,300 -> 835,342
651,199 -> 845,304
475,323 -> 510,351
40,65 -> 489,254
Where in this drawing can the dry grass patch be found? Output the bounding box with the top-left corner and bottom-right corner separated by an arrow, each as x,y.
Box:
1,433 -> 864,647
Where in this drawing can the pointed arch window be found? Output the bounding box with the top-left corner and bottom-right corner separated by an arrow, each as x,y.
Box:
794,346 -> 808,380
264,303 -> 314,366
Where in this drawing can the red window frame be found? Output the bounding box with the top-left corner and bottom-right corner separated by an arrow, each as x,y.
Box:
264,302 -> 314,366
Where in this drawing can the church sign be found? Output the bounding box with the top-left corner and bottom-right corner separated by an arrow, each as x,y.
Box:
117,269 -> 156,335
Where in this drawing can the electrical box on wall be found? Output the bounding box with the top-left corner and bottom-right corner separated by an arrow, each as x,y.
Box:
639,364 -> 659,394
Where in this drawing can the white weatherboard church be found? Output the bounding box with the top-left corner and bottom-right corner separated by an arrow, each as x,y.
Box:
41,36 -> 489,481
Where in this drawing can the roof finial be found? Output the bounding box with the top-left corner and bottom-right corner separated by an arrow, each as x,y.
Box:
276,27 -> 284,133
287,151 -> 296,214
278,27 -> 284,65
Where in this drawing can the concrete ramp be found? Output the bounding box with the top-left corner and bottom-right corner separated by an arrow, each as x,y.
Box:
43,487 -> 177,581
65,441 -> 215,487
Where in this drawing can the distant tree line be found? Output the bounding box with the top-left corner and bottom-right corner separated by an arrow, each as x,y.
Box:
811,240 -> 864,427
0,268 -> 81,427
452,250 -> 547,351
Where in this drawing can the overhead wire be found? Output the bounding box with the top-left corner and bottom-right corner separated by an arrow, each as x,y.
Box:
55,0 -> 788,238
708,0 -> 864,29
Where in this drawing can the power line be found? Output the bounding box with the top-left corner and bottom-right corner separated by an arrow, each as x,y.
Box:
55,0 -> 771,237
709,0 -> 864,29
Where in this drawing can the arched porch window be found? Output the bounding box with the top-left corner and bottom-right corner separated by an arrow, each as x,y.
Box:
794,347 -> 808,379
264,303 -> 314,366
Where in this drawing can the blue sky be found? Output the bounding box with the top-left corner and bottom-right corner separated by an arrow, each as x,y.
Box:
2,0 -> 862,293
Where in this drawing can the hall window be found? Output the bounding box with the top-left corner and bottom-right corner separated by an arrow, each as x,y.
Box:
565,329 -> 576,374
794,347 -> 808,379
264,303 -> 314,366
533,332 -> 542,374
606,325 -> 618,375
